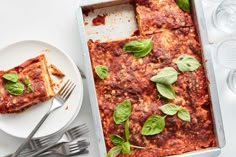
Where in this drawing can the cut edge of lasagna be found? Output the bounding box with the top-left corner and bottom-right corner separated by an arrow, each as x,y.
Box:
0,54 -> 55,114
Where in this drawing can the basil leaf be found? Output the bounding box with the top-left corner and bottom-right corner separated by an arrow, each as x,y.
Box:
95,65 -> 108,80
123,40 -> 145,53
113,100 -> 132,124
176,0 -> 190,12
121,142 -> 131,154
159,103 -> 180,116
24,77 -> 33,92
133,39 -> 153,59
123,38 -> 153,59
109,134 -> 125,146
5,82 -> 25,96
156,83 -> 176,99
2,72 -> 18,82
150,67 -> 178,85
106,146 -> 122,157
141,114 -> 165,136
176,54 -> 201,72
125,120 -> 130,141
178,108 -> 191,122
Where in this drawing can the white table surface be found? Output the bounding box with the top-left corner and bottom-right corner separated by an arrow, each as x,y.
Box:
0,0 -> 235,157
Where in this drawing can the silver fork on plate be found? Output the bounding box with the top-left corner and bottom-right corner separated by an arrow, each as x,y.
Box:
11,80 -> 76,157
5,124 -> 88,157
3,137 -> 54,157
27,124 -> 89,157
38,140 -> 90,157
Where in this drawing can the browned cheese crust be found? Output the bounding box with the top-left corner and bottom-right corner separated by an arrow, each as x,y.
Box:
0,54 -> 55,113
88,27 -> 216,157
136,0 -> 193,35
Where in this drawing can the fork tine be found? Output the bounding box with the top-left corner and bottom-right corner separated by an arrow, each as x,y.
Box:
62,83 -> 76,101
57,80 -> 70,95
69,128 -> 89,139
36,137 -> 51,144
67,124 -> 87,135
69,141 -> 90,154
29,136 -> 53,149
59,80 -> 73,96
55,80 -> 76,103
70,126 -> 89,136
67,124 -> 86,134
70,146 -> 89,154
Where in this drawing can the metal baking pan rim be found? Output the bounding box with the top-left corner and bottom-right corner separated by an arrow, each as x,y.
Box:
192,0 -> 226,149
76,0 -> 226,156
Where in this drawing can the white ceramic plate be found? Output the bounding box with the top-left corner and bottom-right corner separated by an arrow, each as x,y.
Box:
0,40 -> 83,138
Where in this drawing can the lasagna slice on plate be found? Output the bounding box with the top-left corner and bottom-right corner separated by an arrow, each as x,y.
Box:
0,54 -> 55,114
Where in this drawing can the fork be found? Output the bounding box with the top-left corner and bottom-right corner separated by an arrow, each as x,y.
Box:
5,124 -> 88,157
27,124 -> 89,157
3,137 -> 55,157
38,140 -> 90,157
11,80 -> 76,157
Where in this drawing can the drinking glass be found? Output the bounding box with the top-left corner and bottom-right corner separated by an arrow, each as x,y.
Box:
212,0 -> 236,33
227,70 -> 236,93
215,39 -> 236,93
203,0 -> 222,6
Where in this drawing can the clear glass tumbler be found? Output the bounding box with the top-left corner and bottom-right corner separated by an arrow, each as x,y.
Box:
212,0 -> 236,33
215,39 -> 236,93
203,0 -> 222,6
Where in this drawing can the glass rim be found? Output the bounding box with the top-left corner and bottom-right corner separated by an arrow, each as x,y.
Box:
227,69 -> 236,93
212,1 -> 236,33
215,38 -> 236,69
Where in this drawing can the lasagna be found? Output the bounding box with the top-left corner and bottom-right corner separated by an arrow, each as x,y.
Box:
0,54 -> 55,113
87,0 -> 216,157
136,0 -> 193,35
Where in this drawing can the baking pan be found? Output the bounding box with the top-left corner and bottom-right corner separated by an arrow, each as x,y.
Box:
76,0 -> 226,156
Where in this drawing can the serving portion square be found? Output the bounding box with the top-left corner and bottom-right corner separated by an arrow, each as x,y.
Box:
136,0 -> 193,35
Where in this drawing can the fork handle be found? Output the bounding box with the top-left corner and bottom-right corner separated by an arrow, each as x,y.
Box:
11,111 -> 51,157
27,142 -> 65,157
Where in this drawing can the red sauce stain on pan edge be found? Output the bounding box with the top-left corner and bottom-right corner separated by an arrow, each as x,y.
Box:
92,14 -> 107,26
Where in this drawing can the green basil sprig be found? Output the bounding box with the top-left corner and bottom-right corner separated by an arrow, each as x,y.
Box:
24,77 -> 33,92
151,67 -> 178,85
156,83 -> 176,100
176,0 -> 190,12
106,146 -> 122,157
110,134 -> 125,146
107,138 -> 130,157
95,65 -> 108,80
151,67 -> 177,100
2,72 -> 18,82
2,72 -> 25,96
123,38 -> 153,59
5,82 -> 25,96
141,114 -> 166,136
113,100 -> 132,124
107,120 -> 131,157
125,120 -> 130,141
178,108 -> 190,122
159,103 -> 180,116
121,142 -> 131,154
159,104 -> 191,122
107,120 -> 145,157
175,54 -> 201,72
